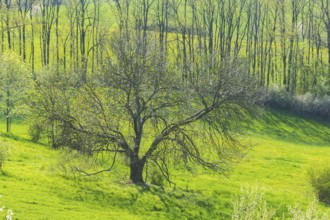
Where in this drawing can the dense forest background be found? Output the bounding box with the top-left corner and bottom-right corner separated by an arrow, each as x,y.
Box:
1,0 -> 330,94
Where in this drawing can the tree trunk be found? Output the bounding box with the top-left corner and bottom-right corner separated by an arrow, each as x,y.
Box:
327,19 -> 330,78
129,156 -> 146,184
55,0 -> 60,65
6,90 -> 11,133
30,13 -> 35,79
6,12 -> 11,49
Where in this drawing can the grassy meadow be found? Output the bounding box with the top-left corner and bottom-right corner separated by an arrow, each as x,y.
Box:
0,109 -> 329,219
1,0 -> 330,219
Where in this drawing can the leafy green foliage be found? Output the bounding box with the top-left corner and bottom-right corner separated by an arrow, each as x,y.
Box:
0,142 -> 7,170
28,33 -> 262,184
232,186 -> 329,220
27,67 -> 82,148
28,123 -> 44,142
266,86 -> 330,118
147,164 -> 165,186
308,165 -> 330,205
232,185 -> 275,220
288,198 -> 329,220
0,52 -> 31,132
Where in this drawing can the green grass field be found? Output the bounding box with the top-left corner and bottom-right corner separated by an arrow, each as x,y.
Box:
0,109 -> 329,219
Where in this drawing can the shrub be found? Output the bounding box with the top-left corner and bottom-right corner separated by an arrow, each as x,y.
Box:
266,86 -> 330,118
308,165 -> 330,205
0,142 -> 8,170
29,123 -> 44,142
265,85 -> 293,109
147,165 -> 165,186
288,197 -> 329,220
232,185 -> 275,220
149,169 -> 165,186
232,185 -> 329,220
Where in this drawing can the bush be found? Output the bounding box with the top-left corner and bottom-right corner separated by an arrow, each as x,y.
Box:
308,166 -> 330,205
288,197 -> 329,220
0,142 -> 8,170
232,185 -> 275,220
29,123 -> 44,142
149,169 -> 165,186
147,165 -> 165,186
232,184 -> 329,219
266,86 -> 294,109
266,86 -> 330,118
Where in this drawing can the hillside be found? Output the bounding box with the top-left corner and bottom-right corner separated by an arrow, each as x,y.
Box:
0,110 -> 329,219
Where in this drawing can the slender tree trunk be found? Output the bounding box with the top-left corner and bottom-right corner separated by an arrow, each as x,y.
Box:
6,90 -> 11,133
5,6 -> 11,49
18,22 -> 22,57
1,19 -> 4,51
22,24 -> 26,61
80,0 -> 87,83
56,0 -> 60,65
30,11 -> 35,78
327,19 -> 330,77
280,0 -> 287,88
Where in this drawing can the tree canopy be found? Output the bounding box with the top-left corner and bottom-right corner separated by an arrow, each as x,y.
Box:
29,34 -> 261,184
0,52 -> 31,132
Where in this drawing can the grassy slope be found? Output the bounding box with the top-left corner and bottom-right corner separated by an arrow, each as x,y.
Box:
0,110 -> 329,219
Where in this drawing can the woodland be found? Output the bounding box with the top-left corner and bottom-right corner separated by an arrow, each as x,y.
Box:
0,0 -> 330,219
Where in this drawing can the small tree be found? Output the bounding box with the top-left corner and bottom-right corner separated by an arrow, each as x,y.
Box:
30,34 -> 262,184
0,52 -> 31,133
27,65 -> 78,146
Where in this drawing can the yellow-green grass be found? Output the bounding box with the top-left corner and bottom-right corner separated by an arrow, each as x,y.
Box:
0,110 -> 329,219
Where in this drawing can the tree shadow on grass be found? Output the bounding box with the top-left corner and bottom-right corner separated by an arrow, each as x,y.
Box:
131,184 -> 228,219
245,109 -> 330,146
0,132 -> 48,147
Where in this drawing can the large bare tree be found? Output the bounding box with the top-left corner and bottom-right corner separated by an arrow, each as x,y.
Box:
30,33 -> 261,184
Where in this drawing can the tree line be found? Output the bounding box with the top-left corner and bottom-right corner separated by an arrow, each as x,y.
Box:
0,0 -> 329,184
1,0 -> 330,94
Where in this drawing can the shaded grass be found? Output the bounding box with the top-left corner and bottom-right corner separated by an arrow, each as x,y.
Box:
245,108 -> 330,145
0,110 -> 329,219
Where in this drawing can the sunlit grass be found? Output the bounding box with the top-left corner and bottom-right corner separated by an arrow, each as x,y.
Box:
0,110 -> 329,219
